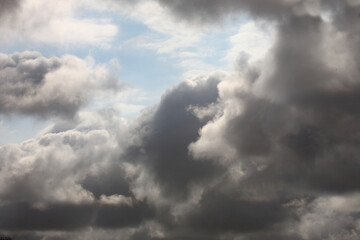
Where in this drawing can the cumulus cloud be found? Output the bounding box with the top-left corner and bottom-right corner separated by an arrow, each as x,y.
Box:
0,111 -> 122,205
0,51 -> 122,118
0,110 -> 154,236
125,75 -> 224,200
2,0 -> 360,240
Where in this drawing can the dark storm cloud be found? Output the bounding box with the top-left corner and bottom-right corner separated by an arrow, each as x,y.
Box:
129,229 -> 226,240
186,5 -> 360,198
126,76 -> 225,199
184,190 -> 288,233
81,163 -> 131,199
95,199 -> 154,228
244,13 -> 360,194
170,1 -> 360,239
225,96 -> 281,157
0,201 -> 154,231
0,202 -> 94,231
0,73 -> 218,238
0,51 -> 121,118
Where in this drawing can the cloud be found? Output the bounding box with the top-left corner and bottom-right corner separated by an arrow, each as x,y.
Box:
0,74 -> 226,238
223,21 -> 275,64
0,111 -> 120,205
124,75 -> 225,200
0,0 -> 21,20
95,199 -> 154,229
0,110 -> 154,235
0,0 -> 117,47
136,0 -> 360,239
2,0 -> 360,240
0,202 -> 95,231
155,0 -> 310,23
0,51 -> 122,118
116,0 -> 203,55
189,2 -> 360,195
183,190 -> 289,233
298,194 -> 360,240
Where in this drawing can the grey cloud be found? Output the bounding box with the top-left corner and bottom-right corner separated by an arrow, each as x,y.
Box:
251,13 -> 360,193
182,2 -> 360,239
0,0 -> 21,21
0,202 -> 95,231
199,8 -> 360,195
0,110 -> 129,205
0,200 -> 154,231
3,0 -> 360,239
156,0 -> 312,24
81,164 -> 131,199
225,96 -> 282,157
0,51 -> 121,118
261,15 -> 335,101
295,194 -> 360,240
0,110 -> 155,236
95,199 -> 154,229
120,75 -> 299,240
183,190 -> 289,233
126,76 -> 225,200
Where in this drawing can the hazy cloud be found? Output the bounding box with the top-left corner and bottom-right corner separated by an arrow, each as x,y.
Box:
156,0 -> 318,24
0,0 -> 117,47
0,0 -> 21,19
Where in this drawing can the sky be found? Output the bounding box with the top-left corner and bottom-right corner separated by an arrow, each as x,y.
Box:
1,0 -> 360,239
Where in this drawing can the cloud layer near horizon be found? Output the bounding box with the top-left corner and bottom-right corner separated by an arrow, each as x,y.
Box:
1,0 -> 360,239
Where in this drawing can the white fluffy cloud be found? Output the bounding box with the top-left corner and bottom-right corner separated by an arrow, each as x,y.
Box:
0,111 -> 126,205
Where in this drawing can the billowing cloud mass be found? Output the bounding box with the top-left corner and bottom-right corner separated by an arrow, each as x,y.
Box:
1,0 -> 360,239
0,51 -> 121,118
